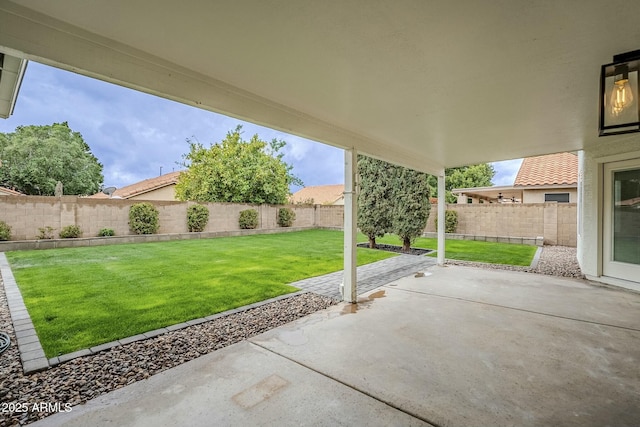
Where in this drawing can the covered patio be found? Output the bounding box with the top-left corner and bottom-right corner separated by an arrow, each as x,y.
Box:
30,265 -> 640,426
1,1 -> 640,425
2,0 -> 640,294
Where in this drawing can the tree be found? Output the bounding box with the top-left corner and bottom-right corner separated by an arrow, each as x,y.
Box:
357,155 -> 431,251
427,163 -> 495,203
0,122 -> 104,195
175,126 -> 302,204
391,166 -> 431,251
357,155 -> 393,248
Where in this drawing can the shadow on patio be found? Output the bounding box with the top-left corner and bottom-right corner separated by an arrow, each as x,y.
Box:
31,265 -> 640,427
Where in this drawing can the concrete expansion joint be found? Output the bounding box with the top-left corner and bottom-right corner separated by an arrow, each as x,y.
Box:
248,341 -> 441,427
389,286 -> 640,333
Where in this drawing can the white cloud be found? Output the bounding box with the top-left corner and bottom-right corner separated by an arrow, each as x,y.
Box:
491,159 -> 523,186
7,62 -> 534,193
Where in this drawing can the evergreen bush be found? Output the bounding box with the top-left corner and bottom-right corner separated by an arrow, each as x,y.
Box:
187,204 -> 210,232
435,210 -> 458,233
239,209 -> 258,229
129,202 -> 160,234
98,228 -> 115,237
59,225 -> 82,238
37,226 -> 55,240
0,221 -> 11,241
277,207 -> 296,227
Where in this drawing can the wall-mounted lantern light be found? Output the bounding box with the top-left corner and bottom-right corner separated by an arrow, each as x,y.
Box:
599,50 -> 640,136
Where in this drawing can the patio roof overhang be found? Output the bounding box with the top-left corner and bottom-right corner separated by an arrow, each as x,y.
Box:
1,0 -> 640,175
452,185 -> 523,204
0,51 -> 27,119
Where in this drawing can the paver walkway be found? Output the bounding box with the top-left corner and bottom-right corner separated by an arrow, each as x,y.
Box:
291,253 -> 437,299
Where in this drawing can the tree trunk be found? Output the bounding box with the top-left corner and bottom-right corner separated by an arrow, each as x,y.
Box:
368,237 -> 377,249
402,237 -> 411,252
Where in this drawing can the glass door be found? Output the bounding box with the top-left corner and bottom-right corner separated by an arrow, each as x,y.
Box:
603,158 -> 640,282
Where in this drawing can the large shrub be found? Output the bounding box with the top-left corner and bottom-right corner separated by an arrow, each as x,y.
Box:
129,202 -> 160,235
187,204 -> 210,232
277,207 -> 296,227
59,225 -> 82,238
435,210 -> 458,233
0,221 -> 11,241
239,209 -> 258,229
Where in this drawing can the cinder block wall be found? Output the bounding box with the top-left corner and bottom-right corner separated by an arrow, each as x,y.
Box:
0,196 -> 576,245
557,203 -> 578,246
0,196 -> 341,240
314,205 -> 344,227
1,196 -> 66,240
426,202 -> 577,246
75,198 -> 133,237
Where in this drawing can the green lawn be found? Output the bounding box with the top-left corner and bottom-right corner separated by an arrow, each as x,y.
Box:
7,229 -> 395,357
368,234 -> 537,266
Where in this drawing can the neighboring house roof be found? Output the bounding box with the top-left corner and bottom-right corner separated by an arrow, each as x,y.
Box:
0,187 -> 23,196
290,184 -> 344,205
452,152 -> 578,203
514,152 -> 578,187
618,197 -> 640,208
89,171 -> 182,199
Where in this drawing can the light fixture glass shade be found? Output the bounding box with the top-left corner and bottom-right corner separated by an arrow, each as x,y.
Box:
610,75 -> 634,116
600,51 -> 640,136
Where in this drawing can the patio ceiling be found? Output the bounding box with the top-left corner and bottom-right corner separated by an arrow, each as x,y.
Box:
451,185 -> 523,204
1,0 -> 639,174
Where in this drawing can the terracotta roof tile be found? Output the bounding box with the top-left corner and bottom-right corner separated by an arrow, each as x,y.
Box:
0,187 -> 23,196
89,171 -> 182,199
290,184 -> 344,204
514,152 -> 577,186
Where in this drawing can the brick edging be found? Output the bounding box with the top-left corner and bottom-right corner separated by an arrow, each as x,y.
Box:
46,290 -> 308,367
1,253 -> 309,374
0,253 -> 49,373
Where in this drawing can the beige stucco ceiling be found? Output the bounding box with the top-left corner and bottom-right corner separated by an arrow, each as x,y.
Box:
1,0 -> 639,174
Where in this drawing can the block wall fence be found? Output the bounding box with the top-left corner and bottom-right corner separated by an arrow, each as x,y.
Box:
424,202 -> 577,246
0,196 -> 343,241
0,195 -> 576,248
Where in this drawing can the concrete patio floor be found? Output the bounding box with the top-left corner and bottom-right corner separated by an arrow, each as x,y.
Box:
32,265 -> 640,427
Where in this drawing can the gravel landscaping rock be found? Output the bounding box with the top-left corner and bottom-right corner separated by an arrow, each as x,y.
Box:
0,245 -> 582,426
446,245 -> 584,278
356,243 -> 433,256
0,288 -> 336,427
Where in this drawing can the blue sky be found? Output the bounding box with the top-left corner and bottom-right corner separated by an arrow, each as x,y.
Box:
0,62 -> 522,191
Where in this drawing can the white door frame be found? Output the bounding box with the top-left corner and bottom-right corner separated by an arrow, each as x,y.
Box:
602,158 -> 640,283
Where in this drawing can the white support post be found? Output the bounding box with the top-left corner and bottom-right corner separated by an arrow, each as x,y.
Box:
437,173 -> 446,266
343,149 -> 358,302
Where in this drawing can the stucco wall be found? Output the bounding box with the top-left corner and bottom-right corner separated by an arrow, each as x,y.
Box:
128,185 -> 177,201
522,188 -> 578,204
579,135 -> 640,284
